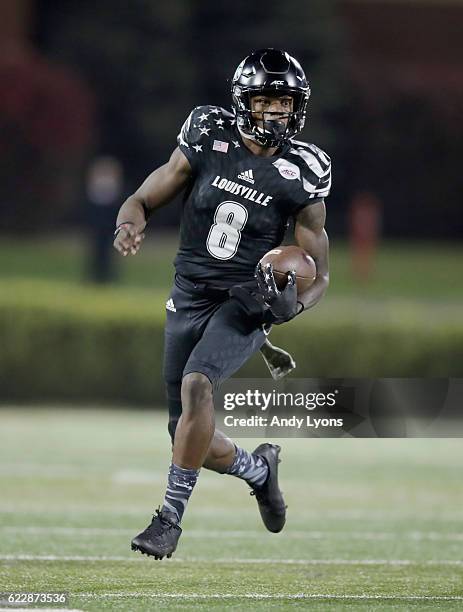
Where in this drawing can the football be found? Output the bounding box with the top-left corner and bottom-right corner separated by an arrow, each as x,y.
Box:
260,245 -> 317,293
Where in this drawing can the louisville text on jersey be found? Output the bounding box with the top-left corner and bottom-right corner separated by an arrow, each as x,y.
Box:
211,175 -> 273,207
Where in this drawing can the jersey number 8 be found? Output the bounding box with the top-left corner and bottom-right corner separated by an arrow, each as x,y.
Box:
206,201 -> 248,260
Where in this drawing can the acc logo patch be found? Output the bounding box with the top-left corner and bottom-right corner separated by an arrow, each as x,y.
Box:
279,166 -> 298,179
273,159 -> 301,181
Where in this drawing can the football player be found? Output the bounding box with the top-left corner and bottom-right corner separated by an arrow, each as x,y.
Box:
114,48 -> 331,559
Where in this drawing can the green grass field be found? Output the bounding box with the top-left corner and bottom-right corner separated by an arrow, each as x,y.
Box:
1,408 -> 463,610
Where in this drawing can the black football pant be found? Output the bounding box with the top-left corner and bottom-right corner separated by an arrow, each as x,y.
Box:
163,274 -> 266,442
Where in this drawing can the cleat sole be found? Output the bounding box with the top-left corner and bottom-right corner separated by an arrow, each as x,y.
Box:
131,542 -> 174,560
130,509 -> 181,560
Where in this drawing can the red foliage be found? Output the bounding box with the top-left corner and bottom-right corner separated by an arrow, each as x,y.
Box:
0,47 -> 94,154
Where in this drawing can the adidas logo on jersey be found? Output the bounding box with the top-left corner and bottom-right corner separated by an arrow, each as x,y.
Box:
166,298 -> 176,312
237,169 -> 255,184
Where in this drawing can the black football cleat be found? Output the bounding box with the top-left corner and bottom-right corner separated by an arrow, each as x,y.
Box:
249,443 -> 287,533
131,508 -> 182,560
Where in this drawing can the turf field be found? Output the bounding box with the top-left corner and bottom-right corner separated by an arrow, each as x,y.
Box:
1,408 -> 462,611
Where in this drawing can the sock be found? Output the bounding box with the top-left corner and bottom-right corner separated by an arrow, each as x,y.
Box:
225,445 -> 268,487
161,463 -> 199,523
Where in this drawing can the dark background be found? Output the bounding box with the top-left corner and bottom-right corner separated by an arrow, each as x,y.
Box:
1,0 -> 462,238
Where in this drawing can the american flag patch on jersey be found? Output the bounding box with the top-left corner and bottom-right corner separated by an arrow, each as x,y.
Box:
212,140 -> 229,153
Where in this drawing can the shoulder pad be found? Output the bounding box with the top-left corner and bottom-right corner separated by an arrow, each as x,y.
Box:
178,105 -> 235,149
287,140 -> 332,199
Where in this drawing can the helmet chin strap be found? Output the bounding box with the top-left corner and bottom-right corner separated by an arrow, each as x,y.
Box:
262,119 -> 286,139
238,120 -> 286,147
237,125 -> 260,144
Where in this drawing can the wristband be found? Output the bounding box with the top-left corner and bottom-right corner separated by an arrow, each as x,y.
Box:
296,301 -> 305,315
114,222 -> 135,237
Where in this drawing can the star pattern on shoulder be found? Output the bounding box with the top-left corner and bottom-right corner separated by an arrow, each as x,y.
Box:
210,108 -> 220,115
192,144 -> 203,153
232,140 -> 240,148
214,118 -> 224,126
199,127 -> 210,136
198,113 -> 209,122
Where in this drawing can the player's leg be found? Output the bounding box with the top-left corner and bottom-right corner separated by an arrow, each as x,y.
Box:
131,278 -> 217,559
159,296 -> 265,518
202,428 -> 236,471
182,297 -> 286,532
141,374 -> 212,560
203,432 -> 286,533
172,372 -> 215,468
159,284 -> 227,525
203,429 -> 286,535
178,296 -> 265,460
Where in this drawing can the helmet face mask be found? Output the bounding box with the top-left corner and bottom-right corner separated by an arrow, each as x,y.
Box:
231,49 -> 310,148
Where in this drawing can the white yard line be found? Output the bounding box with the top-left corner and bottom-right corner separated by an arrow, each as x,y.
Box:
1,554 -> 462,566
78,593 -> 463,601
1,526 -> 462,541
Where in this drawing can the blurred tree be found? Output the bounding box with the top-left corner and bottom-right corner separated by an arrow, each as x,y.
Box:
0,47 -> 94,232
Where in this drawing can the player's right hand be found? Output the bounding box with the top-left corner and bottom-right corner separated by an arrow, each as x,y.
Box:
256,262 -> 301,324
113,223 -> 145,256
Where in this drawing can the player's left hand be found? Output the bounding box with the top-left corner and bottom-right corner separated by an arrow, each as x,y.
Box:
113,223 -> 145,256
255,262 -> 303,324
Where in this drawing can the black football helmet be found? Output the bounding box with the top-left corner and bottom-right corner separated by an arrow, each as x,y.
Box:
231,48 -> 310,147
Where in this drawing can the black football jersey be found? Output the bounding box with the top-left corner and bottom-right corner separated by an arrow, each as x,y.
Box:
174,105 -> 331,287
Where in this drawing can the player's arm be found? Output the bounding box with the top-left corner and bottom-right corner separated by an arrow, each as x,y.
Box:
294,200 -> 329,311
114,147 -> 192,256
